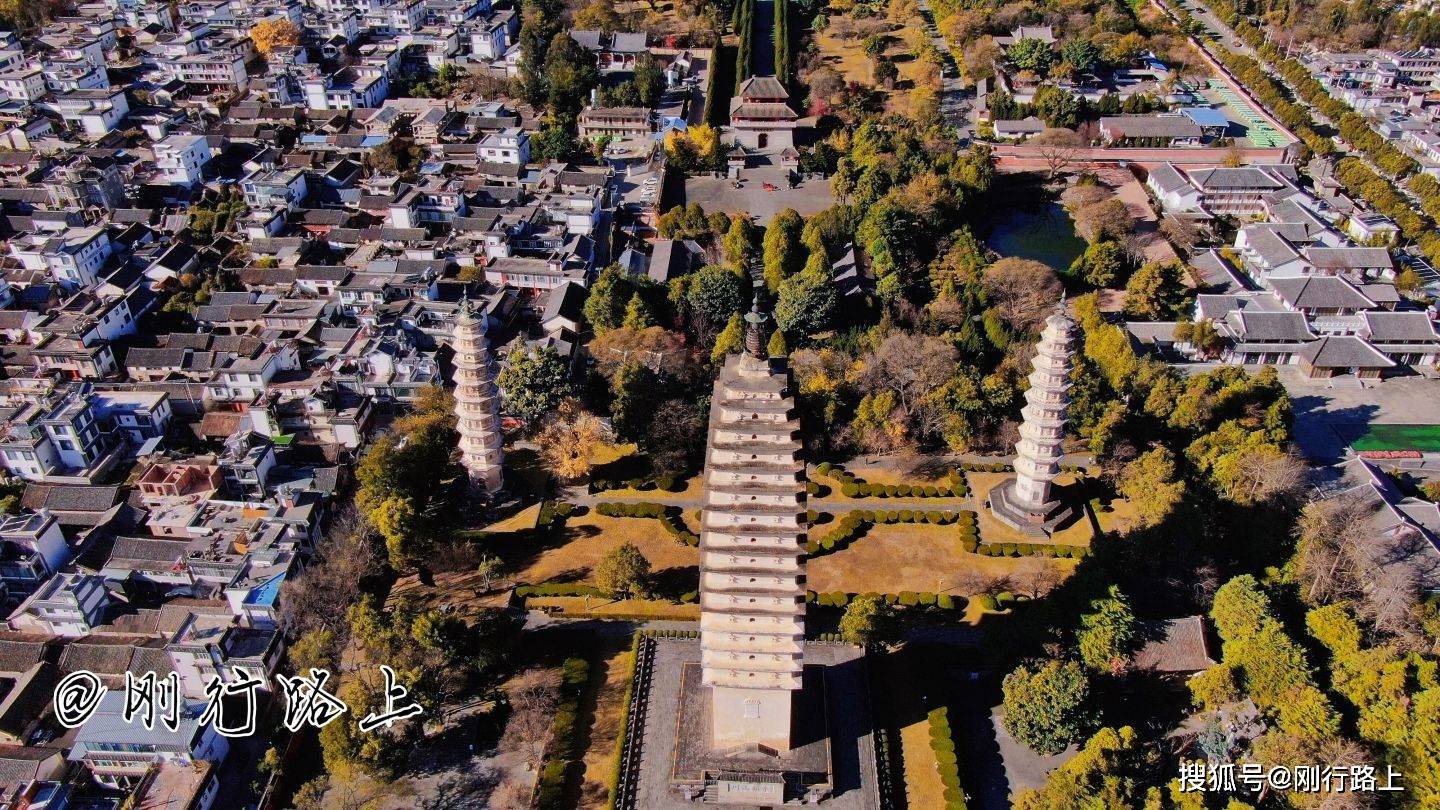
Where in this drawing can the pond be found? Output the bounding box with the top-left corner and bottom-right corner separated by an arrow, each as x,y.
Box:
985,200 -> 1087,273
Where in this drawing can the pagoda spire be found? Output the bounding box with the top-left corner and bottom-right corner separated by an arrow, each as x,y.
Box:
452,297 -> 504,496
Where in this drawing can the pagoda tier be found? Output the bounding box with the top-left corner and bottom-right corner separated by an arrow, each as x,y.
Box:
452,300 -> 503,495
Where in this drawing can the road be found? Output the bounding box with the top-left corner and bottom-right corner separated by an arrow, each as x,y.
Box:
1168,0 -> 1433,212
913,0 -> 970,136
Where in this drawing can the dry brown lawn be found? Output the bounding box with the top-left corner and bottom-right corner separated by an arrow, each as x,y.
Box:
806,522 -> 1075,600
497,512 -> 700,586
576,642 -> 635,809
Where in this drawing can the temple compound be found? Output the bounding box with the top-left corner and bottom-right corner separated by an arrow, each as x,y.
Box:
989,302 -> 1078,535
617,305 -> 882,808
451,298 -> 504,496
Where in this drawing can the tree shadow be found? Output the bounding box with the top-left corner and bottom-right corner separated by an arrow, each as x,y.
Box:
650,565 -> 700,599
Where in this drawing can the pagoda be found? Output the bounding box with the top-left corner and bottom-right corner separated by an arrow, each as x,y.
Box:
698,301 -> 807,752
451,298 -> 504,496
989,301 -> 1078,535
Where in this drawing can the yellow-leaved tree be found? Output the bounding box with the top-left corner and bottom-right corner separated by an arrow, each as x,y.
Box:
250,19 -> 301,55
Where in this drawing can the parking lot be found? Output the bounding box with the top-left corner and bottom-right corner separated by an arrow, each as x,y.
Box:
1279,369 -> 1440,463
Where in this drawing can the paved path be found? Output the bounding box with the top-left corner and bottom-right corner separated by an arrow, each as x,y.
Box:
913,0 -> 968,135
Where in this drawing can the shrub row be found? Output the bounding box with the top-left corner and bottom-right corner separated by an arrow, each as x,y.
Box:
816,462 -> 969,498
806,509 -> 975,556
974,592 -> 1022,612
928,707 -> 968,809
701,40 -> 721,127
590,476 -> 681,493
973,542 -> 1089,559
774,0 -> 791,85
537,500 -> 575,532
517,581 -> 610,598
807,590 -> 960,610
534,658 -> 591,810
595,501 -> 699,545
733,0 -> 756,94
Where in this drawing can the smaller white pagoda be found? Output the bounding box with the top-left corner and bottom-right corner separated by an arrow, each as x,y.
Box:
989,300 -> 1077,534
452,297 -> 504,496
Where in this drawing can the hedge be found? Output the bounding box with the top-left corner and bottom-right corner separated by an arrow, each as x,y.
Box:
534,658 -> 591,810
806,509 -> 970,557
815,464 -> 968,498
733,0 -> 756,94
806,589 -> 961,610
595,501 -> 699,546
590,476 -> 683,493
928,707 -> 968,809
971,541 -> 1089,559
517,582 -> 610,598
538,500 -> 575,532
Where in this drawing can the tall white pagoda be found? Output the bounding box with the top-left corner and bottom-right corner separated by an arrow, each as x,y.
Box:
698,302 -> 807,752
989,301 -> 1077,534
452,298 -> 504,496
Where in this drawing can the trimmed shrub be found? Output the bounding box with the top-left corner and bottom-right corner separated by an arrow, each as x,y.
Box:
817,461 -> 833,474
928,707 -> 968,809
975,593 -> 999,612
805,481 -> 820,495
898,591 -> 918,606
842,483 -> 861,497
937,594 -> 957,610
897,484 -> 912,497
960,537 -> 979,554
917,592 -> 937,607
996,591 -> 1015,604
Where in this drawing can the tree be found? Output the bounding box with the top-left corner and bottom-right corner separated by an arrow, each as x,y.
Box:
839,593 -> 897,647
984,258 -> 1064,333
622,292 -> 656,329
1159,217 -> 1203,252
595,542 -> 650,596
1002,659 -> 1094,755
861,334 -> 957,419
1077,586 -> 1138,673
572,0 -> 623,32
355,390 -> 465,567
1032,85 -> 1082,129
1013,727 -> 1147,810
1396,267 -> 1424,293
474,555 -> 504,592
583,265 -> 630,333
723,216 -> 759,269
250,19 -> 301,55
610,360 -> 660,440
762,209 -> 806,291
1293,493 -> 1376,604
1071,198 -> 1132,243
766,329 -> 788,357
686,263 -> 745,329
536,399 -> 611,480
1031,128 -> 1083,179
544,33 -> 599,118
1122,260 -> 1188,320
498,346 -> 570,423
774,266 -> 838,339
1060,39 -> 1101,72
1069,240 -> 1123,287
634,53 -> 664,107
1008,37 -> 1054,73
711,313 -> 745,362
1117,447 -> 1185,528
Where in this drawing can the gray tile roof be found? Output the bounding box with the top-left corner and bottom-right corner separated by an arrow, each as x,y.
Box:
1299,335 -> 1395,368
1271,276 -> 1376,310
1227,310 -> 1315,341
1361,311 -> 1440,342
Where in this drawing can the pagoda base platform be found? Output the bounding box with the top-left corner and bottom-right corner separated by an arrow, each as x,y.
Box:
987,478 -> 1077,537
622,638 -> 883,808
